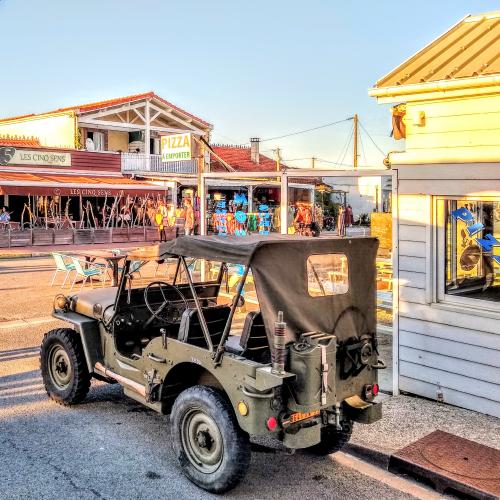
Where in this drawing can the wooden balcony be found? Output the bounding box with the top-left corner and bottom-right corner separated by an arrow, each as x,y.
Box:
121,153 -> 197,176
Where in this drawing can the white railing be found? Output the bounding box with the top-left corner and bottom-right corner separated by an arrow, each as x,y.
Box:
121,153 -> 197,175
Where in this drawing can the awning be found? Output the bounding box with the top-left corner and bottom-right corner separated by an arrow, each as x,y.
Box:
0,171 -> 169,197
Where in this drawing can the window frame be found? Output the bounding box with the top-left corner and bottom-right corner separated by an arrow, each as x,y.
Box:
435,195 -> 500,313
306,252 -> 349,298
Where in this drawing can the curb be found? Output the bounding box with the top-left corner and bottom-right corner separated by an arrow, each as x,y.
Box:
344,442 -> 391,469
0,252 -> 48,259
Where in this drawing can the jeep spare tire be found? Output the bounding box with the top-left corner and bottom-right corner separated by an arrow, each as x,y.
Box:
40,328 -> 90,405
170,385 -> 251,493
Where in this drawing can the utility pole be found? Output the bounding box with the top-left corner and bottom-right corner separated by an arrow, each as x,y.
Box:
274,147 -> 282,172
311,157 -> 316,169
353,113 -> 358,170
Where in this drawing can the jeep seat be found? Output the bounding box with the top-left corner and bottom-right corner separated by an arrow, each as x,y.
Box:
239,311 -> 270,362
72,287 -> 118,322
178,306 -> 231,348
224,311 -> 270,362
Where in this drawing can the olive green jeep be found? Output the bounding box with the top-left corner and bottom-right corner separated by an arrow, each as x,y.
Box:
40,235 -> 385,493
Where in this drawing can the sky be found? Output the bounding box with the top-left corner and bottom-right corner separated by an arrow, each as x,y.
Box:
1,0 -> 499,168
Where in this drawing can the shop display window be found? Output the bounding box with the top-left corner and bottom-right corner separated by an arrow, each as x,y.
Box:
307,253 -> 349,297
443,199 -> 500,303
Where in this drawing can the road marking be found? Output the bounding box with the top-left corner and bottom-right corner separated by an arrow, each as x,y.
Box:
334,452 -> 445,500
0,316 -> 57,329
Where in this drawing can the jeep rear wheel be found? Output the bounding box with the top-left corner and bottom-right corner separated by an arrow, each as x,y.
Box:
170,385 -> 250,493
40,328 -> 90,405
307,420 -> 353,455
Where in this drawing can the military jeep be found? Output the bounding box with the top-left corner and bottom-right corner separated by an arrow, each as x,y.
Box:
40,235 -> 385,493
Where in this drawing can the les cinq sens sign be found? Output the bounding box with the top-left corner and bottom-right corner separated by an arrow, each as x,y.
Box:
161,133 -> 192,162
0,147 -> 71,167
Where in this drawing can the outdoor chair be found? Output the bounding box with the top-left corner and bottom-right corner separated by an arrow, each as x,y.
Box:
69,257 -> 108,292
130,260 -> 142,278
50,252 -> 75,288
154,258 -> 177,277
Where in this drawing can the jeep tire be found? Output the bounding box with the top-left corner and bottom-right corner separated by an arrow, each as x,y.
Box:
40,328 -> 90,405
307,420 -> 353,455
170,385 -> 251,493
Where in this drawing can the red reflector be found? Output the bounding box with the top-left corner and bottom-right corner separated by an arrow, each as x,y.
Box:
373,383 -> 379,396
266,416 -> 278,431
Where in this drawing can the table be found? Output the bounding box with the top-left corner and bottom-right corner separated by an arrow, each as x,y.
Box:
71,250 -> 125,287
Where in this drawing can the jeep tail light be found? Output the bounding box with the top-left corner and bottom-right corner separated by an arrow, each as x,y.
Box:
266,416 -> 278,431
373,383 -> 379,396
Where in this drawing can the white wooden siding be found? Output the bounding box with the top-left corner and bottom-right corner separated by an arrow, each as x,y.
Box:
399,317 -> 500,350
399,255 -> 426,273
396,182 -> 500,418
399,287 -> 426,304
400,376 -> 500,417
405,95 -> 500,154
400,361 -> 499,403
399,241 -> 426,258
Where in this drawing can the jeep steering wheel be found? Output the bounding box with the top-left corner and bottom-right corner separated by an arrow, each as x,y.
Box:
144,281 -> 188,326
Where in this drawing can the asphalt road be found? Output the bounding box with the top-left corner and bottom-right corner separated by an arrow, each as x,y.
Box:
0,257 -> 438,500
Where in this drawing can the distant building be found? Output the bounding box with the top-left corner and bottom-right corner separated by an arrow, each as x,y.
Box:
0,92 -> 213,225
370,11 -> 500,417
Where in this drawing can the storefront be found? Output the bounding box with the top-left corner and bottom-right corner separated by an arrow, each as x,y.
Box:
0,145 -> 174,246
199,169 -> 396,392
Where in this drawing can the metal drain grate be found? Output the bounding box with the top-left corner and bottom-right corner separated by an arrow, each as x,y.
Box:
389,430 -> 500,499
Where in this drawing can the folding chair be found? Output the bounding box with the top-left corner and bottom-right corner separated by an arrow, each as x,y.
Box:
69,257 -> 107,292
50,253 -> 75,287
130,260 -> 142,278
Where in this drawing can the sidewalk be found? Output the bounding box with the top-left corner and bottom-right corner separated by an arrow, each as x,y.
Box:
0,241 -> 151,259
347,393 -> 500,466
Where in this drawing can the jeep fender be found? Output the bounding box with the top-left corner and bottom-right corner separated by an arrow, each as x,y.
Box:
160,361 -> 277,435
52,310 -> 103,372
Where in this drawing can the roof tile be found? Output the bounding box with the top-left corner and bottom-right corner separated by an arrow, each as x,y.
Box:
210,145 -> 280,172
0,134 -> 42,148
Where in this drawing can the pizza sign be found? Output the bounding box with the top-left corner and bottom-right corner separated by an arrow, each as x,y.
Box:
161,133 -> 192,162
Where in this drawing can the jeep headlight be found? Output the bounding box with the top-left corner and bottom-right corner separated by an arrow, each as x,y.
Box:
54,294 -> 70,312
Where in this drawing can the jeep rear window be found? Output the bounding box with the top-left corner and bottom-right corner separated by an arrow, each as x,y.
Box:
307,253 -> 349,297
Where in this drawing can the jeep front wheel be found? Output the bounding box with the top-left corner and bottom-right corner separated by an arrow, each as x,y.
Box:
307,420 -> 353,455
40,328 -> 90,405
170,385 -> 250,493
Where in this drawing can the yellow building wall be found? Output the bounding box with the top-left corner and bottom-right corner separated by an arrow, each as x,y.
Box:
404,93 -> 500,153
0,112 -> 76,149
108,130 -> 129,152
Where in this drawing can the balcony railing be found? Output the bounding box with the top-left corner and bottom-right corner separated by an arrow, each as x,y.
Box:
121,153 -> 197,175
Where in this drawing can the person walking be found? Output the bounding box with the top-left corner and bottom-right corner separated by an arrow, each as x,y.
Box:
294,203 -> 312,236
337,205 -> 346,237
184,198 -> 195,236
345,204 -> 354,227
155,203 -> 167,242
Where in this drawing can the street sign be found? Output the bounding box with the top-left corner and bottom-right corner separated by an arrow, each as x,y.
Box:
161,133 -> 192,162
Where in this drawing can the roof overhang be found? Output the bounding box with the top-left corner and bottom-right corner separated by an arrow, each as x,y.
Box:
0,171 -> 170,197
78,95 -> 211,136
369,75 -> 500,103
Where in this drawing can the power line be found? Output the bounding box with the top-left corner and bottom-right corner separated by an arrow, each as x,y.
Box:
359,129 -> 367,166
211,132 -> 246,145
258,117 -> 353,143
286,160 -> 379,169
359,121 -> 387,156
338,124 -> 354,168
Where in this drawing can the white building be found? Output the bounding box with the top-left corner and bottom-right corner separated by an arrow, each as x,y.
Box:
370,12 -> 500,417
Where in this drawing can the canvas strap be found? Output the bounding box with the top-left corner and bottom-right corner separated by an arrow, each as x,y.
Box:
321,344 -> 329,406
